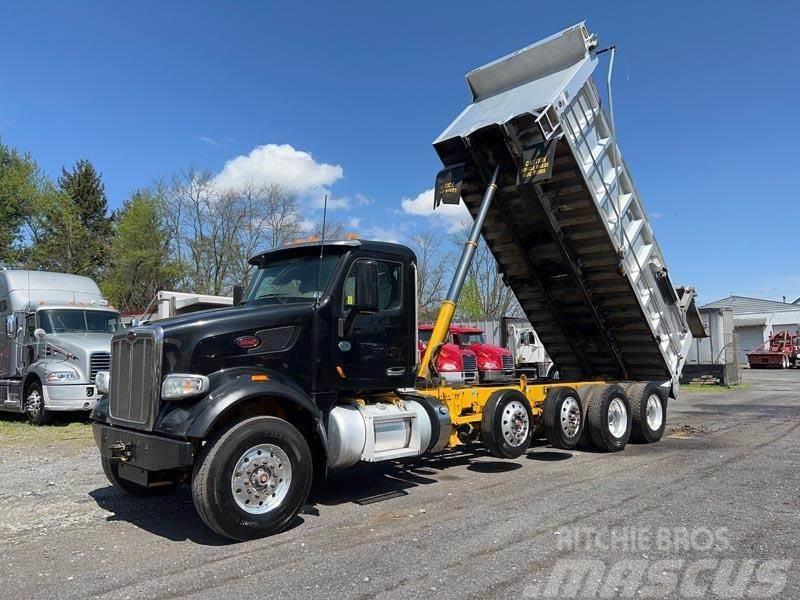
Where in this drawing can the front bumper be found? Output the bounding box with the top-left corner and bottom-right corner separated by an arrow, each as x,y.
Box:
43,383 -> 101,411
439,370 -> 479,385
480,369 -> 515,382
93,423 -> 195,471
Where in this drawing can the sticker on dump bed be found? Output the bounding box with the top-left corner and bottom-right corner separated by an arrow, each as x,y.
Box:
519,138 -> 558,184
434,164 -> 465,208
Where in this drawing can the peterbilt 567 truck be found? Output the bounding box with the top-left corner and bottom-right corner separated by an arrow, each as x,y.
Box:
0,270 -> 120,425
91,23 -> 705,541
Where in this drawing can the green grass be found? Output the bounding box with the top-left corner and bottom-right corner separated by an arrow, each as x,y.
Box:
682,383 -> 751,394
0,416 -> 94,450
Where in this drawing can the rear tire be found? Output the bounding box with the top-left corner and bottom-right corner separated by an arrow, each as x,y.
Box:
542,386 -> 583,450
24,381 -> 52,426
192,416 -> 313,541
481,389 -> 533,459
624,382 -> 668,443
586,384 -> 631,452
101,457 -> 177,497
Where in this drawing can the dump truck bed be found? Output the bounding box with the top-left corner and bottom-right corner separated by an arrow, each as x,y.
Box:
433,23 -> 704,382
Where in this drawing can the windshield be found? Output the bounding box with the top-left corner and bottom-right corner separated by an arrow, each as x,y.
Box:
455,332 -> 486,345
245,254 -> 340,305
39,310 -> 121,334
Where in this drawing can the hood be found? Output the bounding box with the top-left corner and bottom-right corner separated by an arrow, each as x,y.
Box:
154,302 -> 316,375
468,342 -> 511,367
46,332 -> 113,356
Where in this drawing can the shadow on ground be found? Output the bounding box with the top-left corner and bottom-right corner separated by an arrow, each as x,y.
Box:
89,440 -> 570,543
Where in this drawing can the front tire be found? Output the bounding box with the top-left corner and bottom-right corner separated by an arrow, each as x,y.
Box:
192,416 -> 313,541
25,381 -> 52,426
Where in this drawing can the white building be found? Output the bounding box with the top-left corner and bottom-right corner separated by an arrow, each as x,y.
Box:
701,296 -> 800,364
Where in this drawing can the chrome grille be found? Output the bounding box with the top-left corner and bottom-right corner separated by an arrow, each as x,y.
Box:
90,352 -> 110,381
462,354 -> 477,373
109,327 -> 162,430
502,354 -> 514,372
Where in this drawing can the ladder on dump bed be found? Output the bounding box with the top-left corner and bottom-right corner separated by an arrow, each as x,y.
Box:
432,23 -> 705,383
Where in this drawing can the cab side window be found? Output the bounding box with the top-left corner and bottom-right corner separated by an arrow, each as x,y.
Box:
343,260 -> 402,312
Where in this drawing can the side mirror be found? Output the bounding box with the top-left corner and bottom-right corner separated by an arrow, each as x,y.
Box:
34,328 -> 46,340
5,314 -> 16,339
354,260 -> 380,314
130,318 -> 140,328
232,284 -> 244,306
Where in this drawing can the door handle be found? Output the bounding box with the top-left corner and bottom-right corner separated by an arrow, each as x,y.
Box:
385,367 -> 406,377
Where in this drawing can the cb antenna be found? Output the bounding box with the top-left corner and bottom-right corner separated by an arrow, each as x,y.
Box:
315,193 -> 328,306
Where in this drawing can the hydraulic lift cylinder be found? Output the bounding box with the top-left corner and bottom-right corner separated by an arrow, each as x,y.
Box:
417,164 -> 501,380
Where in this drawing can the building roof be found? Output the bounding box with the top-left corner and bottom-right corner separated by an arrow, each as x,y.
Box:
702,295 -> 800,315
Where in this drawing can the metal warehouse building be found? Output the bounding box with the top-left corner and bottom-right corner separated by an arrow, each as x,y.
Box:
701,295 -> 800,364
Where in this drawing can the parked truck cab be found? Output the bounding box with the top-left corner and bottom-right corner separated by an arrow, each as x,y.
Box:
449,325 -> 514,383
417,326 -> 479,384
0,270 -> 119,425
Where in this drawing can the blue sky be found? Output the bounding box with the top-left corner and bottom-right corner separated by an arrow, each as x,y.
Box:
1,1 -> 798,304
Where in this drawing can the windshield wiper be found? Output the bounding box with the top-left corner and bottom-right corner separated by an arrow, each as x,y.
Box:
255,294 -> 288,305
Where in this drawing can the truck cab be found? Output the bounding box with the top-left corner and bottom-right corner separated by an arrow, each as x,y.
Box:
448,325 -> 514,383
0,270 -> 120,424
417,325 -> 478,384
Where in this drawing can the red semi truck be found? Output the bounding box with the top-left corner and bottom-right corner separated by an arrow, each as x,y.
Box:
747,331 -> 799,369
417,331 -> 479,384
419,324 -> 514,383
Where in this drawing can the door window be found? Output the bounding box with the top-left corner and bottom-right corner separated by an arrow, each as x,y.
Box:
343,261 -> 402,312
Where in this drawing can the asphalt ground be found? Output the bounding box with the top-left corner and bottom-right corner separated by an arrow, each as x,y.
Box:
1,368 -> 798,599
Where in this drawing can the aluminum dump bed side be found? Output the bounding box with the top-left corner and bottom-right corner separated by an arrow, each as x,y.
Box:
433,23 -> 705,383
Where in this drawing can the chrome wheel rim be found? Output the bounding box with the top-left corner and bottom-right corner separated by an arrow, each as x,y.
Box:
607,397 -> 627,439
25,388 -> 43,418
560,396 -> 581,438
501,400 -> 530,447
645,394 -> 663,431
231,444 -> 292,514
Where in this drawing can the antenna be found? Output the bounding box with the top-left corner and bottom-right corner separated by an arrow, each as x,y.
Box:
315,194 -> 328,306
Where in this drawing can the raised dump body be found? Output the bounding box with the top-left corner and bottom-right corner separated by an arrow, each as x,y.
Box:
433,23 -> 705,383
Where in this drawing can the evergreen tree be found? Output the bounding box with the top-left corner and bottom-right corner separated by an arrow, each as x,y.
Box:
58,159 -> 113,277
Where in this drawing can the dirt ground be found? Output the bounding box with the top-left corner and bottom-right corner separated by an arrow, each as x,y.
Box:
1,369 -> 798,599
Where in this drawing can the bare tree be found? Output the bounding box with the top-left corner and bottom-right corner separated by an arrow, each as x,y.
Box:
409,229 -> 452,321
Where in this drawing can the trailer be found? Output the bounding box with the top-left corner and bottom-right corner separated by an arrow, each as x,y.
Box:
91,23 -> 705,541
746,331 -> 799,369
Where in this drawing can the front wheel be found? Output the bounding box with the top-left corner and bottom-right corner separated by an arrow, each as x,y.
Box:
192,416 -> 313,541
25,381 -> 52,426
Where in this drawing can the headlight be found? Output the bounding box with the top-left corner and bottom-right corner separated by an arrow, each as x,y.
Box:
46,370 -> 80,382
482,361 -> 499,370
95,371 -> 110,394
439,362 -> 458,371
161,373 -> 209,400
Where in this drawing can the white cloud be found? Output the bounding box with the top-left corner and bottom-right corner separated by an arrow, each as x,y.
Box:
348,217 -> 362,229
214,144 -> 344,197
199,135 -> 219,145
400,187 -> 471,232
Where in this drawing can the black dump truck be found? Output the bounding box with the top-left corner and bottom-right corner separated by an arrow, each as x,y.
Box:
91,23 -> 704,541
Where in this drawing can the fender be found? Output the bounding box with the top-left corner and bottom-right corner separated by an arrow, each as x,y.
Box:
156,368 -> 327,456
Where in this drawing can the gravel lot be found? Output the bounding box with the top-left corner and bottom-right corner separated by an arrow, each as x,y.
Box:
1,369 -> 798,599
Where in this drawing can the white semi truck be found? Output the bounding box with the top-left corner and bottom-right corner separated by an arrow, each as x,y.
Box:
0,270 -> 121,425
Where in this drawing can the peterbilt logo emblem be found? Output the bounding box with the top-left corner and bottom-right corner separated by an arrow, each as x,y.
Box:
126,330 -> 137,343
